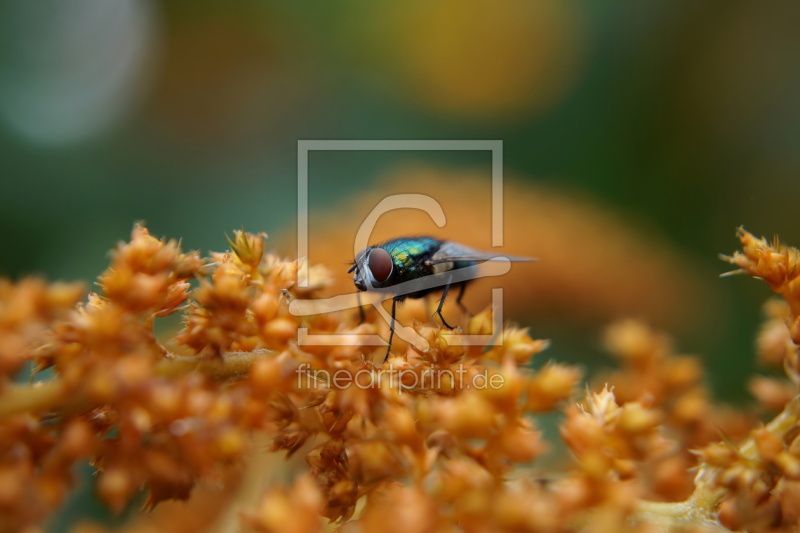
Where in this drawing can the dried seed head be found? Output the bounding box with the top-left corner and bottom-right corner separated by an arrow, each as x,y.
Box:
227,230 -> 267,271
526,363 -> 582,412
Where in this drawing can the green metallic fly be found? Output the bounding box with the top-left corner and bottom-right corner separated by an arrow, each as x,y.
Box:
348,236 -> 535,361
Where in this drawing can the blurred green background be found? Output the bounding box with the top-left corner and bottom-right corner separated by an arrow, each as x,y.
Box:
2,1 -> 800,398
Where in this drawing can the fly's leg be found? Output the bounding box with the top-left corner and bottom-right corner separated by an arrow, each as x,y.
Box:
454,282 -> 471,316
356,292 -> 366,324
435,282 -> 457,329
384,298 -> 397,363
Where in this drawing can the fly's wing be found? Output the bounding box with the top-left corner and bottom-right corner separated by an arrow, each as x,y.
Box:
424,241 -> 537,266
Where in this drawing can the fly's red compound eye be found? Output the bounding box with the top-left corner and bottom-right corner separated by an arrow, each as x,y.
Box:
367,248 -> 393,282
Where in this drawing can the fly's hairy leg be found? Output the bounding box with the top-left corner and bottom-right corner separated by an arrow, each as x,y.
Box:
383,298 -> 397,363
435,281 -> 457,330
454,283 -> 471,316
356,292 -> 366,324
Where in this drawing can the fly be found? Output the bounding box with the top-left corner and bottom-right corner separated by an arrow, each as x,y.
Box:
348,236 -> 535,362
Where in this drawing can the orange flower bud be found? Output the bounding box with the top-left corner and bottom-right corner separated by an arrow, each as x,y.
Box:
699,443 -> 739,467
263,317 -> 299,345
251,292 -> 280,324
490,423 -> 545,463
436,392 -> 495,439
754,427 -> 784,462
97,467 -> 136,513
618,403 -> 661,435
248,358 -> 282,393
382,404 -> 419,447
526,363 -> 581,412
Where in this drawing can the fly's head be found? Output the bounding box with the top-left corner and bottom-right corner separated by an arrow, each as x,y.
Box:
349,246 -> 394,291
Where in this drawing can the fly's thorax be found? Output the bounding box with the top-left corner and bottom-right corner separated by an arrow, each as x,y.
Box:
381,237 -> 442,277
382,237 -> 441,262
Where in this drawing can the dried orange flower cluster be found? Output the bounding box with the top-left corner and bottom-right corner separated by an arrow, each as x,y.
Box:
1,225 -> 800,532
